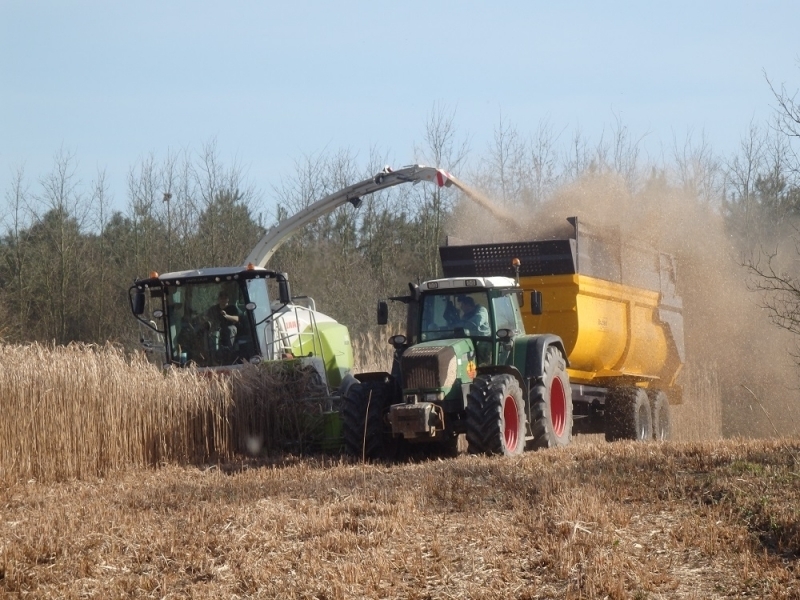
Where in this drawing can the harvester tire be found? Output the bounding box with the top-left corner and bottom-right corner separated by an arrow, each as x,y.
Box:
605,387 -> 652,442
529,346 -> 573,449
341,379 -> 398,460
649,390 -> 671,441
466,373 -> 526,456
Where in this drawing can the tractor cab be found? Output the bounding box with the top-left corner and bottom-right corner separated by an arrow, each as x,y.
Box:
416,279 -> 525,366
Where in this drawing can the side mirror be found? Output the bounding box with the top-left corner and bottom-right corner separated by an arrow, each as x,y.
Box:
245,302 -> 257,311
496,328 -> 514,343
132,289 -> 146,315
389,334 -> 407,347
278,274 -> 292,305
531,290 -> 543,315
377,300 -> 389,325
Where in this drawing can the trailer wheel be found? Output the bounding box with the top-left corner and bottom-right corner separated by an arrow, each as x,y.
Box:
466,373 -> 526,456
605,387 -> 652,442
341,379 -> 398,460
529,346 -> 573,449
650,390 -> 671,441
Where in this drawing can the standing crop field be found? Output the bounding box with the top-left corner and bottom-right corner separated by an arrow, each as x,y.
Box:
0,343 -> 234,484
0,339 -> 727,486
0,343 -> 327,485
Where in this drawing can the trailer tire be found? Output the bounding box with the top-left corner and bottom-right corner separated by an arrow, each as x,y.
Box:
650,390 -> 671,441
341,379 -> 398,460
605,387 -> 652,442
529,346 -> 573,449
466,373 -> 526,456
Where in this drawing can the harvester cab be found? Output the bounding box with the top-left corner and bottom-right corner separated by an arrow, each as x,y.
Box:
129,266 -> 353,386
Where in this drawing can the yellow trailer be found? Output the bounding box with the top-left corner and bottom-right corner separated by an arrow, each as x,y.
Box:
440,217 -> 684,441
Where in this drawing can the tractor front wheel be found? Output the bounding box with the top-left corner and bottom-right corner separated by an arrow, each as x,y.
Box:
466,373 -> 526,456
341,378 -> 398,460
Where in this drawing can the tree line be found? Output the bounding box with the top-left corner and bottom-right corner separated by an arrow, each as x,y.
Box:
2,97 -> 800,349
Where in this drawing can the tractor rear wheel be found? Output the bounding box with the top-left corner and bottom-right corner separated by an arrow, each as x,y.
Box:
466,373 -> 526,456
529,346 -> 573,449
341,378 -> 398,460
605,387 -> 652,442
650,390 -> 671,441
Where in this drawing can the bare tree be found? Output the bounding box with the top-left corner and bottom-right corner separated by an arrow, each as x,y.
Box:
90,169 -> 113,340
724,121 -> 767,244
193,140 -> 261,266
563,128 -> 593,182
413,102 -> 470,276
672,130 -> 723,207
34,148 -> 92,342
739,69 -> 800,347
527,119 -> 562,205
745,241 -> 800,339
0,166 -> 33,340
766,70 -> 800,146
605,112 -> 647,191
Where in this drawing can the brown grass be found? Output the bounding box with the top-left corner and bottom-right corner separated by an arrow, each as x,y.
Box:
352,330 -> 398,373
1,343 -> 798,597
0,343 -> 326,486
1,439 -> 798,599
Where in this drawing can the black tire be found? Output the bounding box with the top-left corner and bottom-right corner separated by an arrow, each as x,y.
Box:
649,390 -> 671,441
605,387 -> 652,442
529,346 -> 573,449
341,379 -> 398,460
466,373 -> 526,456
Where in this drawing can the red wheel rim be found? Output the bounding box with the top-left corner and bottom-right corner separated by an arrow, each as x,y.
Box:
550,376 -> 566,436
503,394 -> 519,452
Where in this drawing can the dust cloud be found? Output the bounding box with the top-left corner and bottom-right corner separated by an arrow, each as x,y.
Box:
449,173 -> 800,438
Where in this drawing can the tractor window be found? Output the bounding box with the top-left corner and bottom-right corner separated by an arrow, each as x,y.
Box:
419,291 -> 491,342
492,294 -> 522,333
245,278 -> 271,324
166,281 -> 249,367
246,277 -> 272,358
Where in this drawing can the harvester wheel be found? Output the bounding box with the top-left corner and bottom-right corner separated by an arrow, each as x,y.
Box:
466,373 -> 526,456
605,387 -> 652,442
341,379 -> 398,460
529,346 -> 573,449
649,390 -> 671,441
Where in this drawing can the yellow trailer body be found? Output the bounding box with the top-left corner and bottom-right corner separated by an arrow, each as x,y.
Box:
440,217 -> 684,394
521,273 -> 681,387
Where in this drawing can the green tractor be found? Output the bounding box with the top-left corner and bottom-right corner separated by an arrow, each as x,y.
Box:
341,268 -> 573,458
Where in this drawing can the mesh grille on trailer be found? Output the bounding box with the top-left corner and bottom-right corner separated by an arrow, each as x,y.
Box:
439,240 -> 577,278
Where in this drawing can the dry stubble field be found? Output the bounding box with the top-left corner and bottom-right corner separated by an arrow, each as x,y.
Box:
1,344 -> 798,599
1,440 -> 799,599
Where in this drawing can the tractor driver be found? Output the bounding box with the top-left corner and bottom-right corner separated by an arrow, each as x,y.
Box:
206,291 -> 240,349
448,295 -> 490,336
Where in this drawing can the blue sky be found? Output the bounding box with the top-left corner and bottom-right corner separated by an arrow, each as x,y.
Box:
2,1 -> 799,215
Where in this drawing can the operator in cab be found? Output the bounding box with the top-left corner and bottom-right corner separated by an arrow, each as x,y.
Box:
206,290 -> 240,349
447,294 -> 490,336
